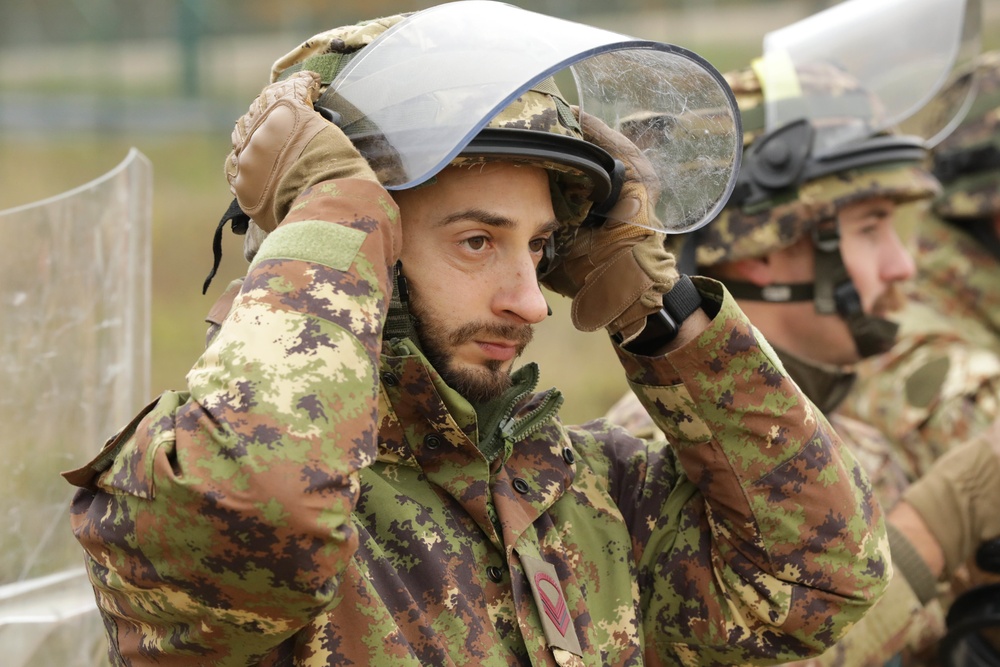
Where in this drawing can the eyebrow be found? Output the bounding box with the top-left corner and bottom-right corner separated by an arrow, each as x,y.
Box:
842,205 -> 894,223
437,208 -> 561,234
862,207 -> 894,221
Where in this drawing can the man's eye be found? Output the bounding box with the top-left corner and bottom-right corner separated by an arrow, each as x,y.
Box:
529,237 -> 550,253
463,236 -> 488,251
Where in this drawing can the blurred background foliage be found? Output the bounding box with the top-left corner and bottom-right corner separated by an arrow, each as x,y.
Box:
2,0 -> 999,425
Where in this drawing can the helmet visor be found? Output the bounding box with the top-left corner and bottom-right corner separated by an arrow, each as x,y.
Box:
324,0 -> 741,233
760,0 -> 980,153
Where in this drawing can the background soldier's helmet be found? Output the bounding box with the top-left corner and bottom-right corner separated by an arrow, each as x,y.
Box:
695,63 -> 941,267
932,51 -> 1000,220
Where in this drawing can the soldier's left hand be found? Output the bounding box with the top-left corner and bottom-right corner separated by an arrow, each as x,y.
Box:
541,110 -> 679,344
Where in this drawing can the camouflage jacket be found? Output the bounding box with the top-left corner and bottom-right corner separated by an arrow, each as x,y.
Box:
842,214 -> 1000,480
606,350 -> 942,667
65,179 -> 888,666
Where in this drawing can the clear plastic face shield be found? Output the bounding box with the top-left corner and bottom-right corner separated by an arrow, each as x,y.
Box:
758,0 -> 981,155
322,0 -> 741,233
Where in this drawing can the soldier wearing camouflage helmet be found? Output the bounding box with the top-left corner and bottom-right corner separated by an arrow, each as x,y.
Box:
604,1 -> 1000,664
605,64 -> 956,666
834,50 -> 1000,666
843,51 -> 1000,481
62,4 -> 889,665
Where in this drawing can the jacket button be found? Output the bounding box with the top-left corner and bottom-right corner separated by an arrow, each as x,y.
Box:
486,565 -> 504,582
512,478 -> 530,494
380,371 -> 398,387
424,434 -> 441,449
562,447 -> 575,464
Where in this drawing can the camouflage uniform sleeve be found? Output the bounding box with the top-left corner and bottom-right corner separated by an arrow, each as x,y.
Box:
780,570 -> 944,667
614,278 -> 890,664
779,415 -> 945,666
66,179 -> 400,663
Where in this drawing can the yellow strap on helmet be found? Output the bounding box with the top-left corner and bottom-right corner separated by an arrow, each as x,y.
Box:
751,52 -> 803,103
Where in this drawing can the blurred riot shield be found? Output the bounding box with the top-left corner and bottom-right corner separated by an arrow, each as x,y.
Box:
0,148 -> 151,667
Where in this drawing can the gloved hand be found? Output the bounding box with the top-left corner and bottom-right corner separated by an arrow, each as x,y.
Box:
902,421 -> 1000,577
225,70 -> 378,232
541,110 -> 679,343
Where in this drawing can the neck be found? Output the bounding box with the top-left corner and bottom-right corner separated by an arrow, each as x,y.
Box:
773,347 -> 857,414
734,297 -> 815,359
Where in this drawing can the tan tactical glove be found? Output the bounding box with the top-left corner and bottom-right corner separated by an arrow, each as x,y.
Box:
902,421 -> 1000,577
225,70 -> 378,232
541,110 -> 678,343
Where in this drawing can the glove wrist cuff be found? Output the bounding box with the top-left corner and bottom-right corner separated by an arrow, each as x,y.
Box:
619,275 -> 700,355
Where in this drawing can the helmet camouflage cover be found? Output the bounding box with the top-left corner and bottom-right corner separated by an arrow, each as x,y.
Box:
696,64 -> 940,266
269,14 -> 600,227
932,50 -> 1000,220
239,13 -> 604,260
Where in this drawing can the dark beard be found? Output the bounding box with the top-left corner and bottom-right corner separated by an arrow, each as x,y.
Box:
410,302 -> 533,404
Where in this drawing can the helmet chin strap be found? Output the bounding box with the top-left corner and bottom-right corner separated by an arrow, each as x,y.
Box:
722,215 -> 899,359
384,261 -> 423,349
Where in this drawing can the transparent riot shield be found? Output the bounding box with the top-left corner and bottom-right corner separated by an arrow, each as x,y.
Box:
0,148 -> 152,667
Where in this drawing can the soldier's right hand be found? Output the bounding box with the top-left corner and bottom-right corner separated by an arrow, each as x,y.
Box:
225,70 -> 379,232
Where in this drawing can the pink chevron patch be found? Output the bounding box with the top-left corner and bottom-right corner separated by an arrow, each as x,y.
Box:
534,572 -> 570,635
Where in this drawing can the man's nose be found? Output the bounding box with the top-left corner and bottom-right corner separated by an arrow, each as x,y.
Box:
882,229 -> 917,283
492,257 -> 549,325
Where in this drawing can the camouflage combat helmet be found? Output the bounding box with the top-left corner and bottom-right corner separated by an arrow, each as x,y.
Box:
228,12 -> 619,271
696,63 -> 940,267
206,4 -> 744,295
932,50 -> 1000,220
228,13 -> 626,267
270,14 -> 613,228
693,62 -> 940,358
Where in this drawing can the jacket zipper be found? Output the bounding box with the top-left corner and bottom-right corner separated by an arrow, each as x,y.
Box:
496,387 -> 564,452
